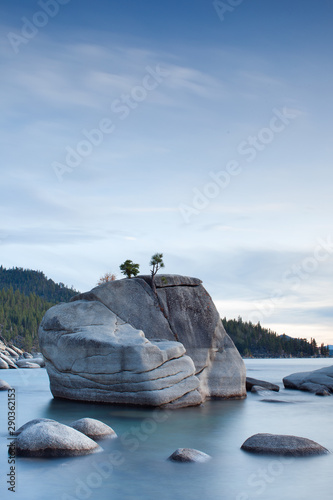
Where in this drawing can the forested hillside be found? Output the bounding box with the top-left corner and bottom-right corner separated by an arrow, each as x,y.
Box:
0,266 -> 78,350
0,288 -> 54,351
0,266 -> 77,302
223,316 -> 329,358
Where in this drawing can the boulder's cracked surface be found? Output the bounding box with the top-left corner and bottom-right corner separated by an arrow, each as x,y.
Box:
39,275 -> 246,407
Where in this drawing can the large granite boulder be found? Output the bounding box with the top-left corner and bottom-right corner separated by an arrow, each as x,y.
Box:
283,365 -> 333,395
241,433 -> 329,456
39,275 -> 246,408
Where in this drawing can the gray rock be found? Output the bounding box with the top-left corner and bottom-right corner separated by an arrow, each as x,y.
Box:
283,365 -> 333,395
251,385 -> 267,394
15,361 -> 41,369
39,300 -> 201,407
70,418 -> 117,440
0,353 -> 17,369
32,357 -> 45,367
0,358 -> 9,369
39,275 -> 246,407
241,433 -> 329,456
0,379 -> 12,390
14,418 -> 57,435
246,377 -> 279,392
168,448 -> 211,463
5,347 -> 19,359
15,421 -> 102,457
8,345 -> 24,356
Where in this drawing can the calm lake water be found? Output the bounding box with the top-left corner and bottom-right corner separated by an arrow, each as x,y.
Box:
1,358 -> 332,500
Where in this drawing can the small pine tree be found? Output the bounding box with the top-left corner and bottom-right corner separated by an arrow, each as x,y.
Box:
150,253 -> 165,294
119,260 -> 140,279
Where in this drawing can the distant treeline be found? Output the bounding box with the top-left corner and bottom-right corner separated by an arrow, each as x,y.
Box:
0,266 -> 78,303
0,266 -> 78,350
223,316 -> 329,358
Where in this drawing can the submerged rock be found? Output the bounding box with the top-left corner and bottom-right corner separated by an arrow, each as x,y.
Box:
283,365 -> 333,395
168,448 -> 211,463
246,377 -> 279,392
39,275 -> 246,408
241,433 -> 329,456
70,418 -> 117,440
15,421 -> 101,458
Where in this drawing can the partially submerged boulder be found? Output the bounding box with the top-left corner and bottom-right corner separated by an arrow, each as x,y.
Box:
70,418 -> 117,440
15,420 -> 101,458
283,365 -> 333,395
168,448 -> 211,463
39,275 -> 246,408
241,433 -> 329,456
246,377 -> 279,392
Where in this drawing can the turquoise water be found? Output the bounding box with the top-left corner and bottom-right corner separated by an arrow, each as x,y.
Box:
1,359 -> 332,500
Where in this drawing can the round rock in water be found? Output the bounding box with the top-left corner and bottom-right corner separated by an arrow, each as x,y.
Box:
0,379 -> 12,390
168,448 -> 211,463
241,433 -> 329,456
14,418 -> 57,435
70,417 -> 117,440
15,421 -> 102,457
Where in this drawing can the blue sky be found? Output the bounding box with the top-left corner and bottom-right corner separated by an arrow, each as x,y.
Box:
1,0 -> 333,343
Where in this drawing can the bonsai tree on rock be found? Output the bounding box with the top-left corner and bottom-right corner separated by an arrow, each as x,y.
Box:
119,260 -> 140,279
150,253 -> 165,294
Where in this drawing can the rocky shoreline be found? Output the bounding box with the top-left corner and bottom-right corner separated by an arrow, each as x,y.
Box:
0,339 -> 45,370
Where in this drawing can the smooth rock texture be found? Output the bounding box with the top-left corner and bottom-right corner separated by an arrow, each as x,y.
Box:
0,358 -> 9,369
0,353 -> 17,369
15,359 -> 41,369
39,275 -> 246,407
246,377 -> 279,392
283,365 -> 333,395
14,418 -> 58,435
70,418 -> 117,440
0,379 -> 12,390
15,421 -> 101,457
241,433 -> 329,456
168,448 -> 211,463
